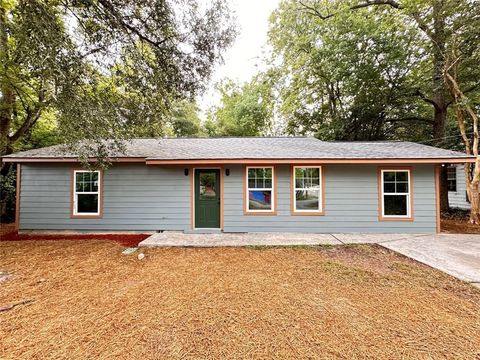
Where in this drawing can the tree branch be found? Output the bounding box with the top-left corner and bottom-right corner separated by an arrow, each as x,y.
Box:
414,89 -> 439,109
389,116 -> 434,124
298,0 -> 402,20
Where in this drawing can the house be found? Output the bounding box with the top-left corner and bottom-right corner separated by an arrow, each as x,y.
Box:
447,164 -> 471,210
2,137 -> 474,234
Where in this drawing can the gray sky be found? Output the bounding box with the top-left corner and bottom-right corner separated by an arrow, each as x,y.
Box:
198,0 -> 281,119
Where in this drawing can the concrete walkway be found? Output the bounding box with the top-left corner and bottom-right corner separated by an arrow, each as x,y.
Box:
139,232 -> 480,287
139,232 -> 423,247
382,234 -> 480,287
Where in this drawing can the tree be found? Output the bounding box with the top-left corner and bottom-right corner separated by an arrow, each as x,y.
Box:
168,100 -> 203,137
0,0 -> 236,221
269,1 -> 431,141
287,0 -> 480,211
205,76 -> 274,136
443,3 -> 480,223
0,0 -> 236,169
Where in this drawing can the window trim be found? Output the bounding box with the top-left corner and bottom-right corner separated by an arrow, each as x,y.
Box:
244,165 -> 277,215
378,167 -> 414,222
291,165 -> 325,216
447,165 -> 457,192
71,169 -> 104,219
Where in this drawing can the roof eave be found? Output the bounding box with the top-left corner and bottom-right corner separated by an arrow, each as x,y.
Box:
2,156 -> 475,164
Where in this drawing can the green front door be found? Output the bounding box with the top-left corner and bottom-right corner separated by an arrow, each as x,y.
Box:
195,169 -> 221,228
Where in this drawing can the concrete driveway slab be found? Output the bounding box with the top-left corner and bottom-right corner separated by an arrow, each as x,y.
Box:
382,234 -> 480,286
332,233 -> 424,244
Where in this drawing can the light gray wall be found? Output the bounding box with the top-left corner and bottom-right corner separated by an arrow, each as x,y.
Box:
223,164 -> 437,233
19,163 -> 437,233
448,164 -> 470,210
19,164 -> 191,231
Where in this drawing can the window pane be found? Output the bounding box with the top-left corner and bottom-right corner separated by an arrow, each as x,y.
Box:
77,194 -> 98,213
396,171 -> 408,182
306,168 -> 319,178
199,173 -> 216,200
383,171 -> 395,182
249,190 -> 272,210
396,182 -> 408,193
295,167 -> 320,189
76,181 -> 83,192
248,168 -> 272,189
384,182 -> 395,193
264,168 -> 272,179
448,180 -> 456,192
384,195 -> 407,216
296,190 -> 319,210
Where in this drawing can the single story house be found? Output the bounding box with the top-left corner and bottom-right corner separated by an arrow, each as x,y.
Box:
448,164 -> 471,210
2,137 -> 474,234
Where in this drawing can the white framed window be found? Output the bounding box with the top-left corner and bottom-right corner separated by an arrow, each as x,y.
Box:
246,166 -> 275,213
73,170 -> 101,216
380,169 -> 412,219
293,166 -> 323,213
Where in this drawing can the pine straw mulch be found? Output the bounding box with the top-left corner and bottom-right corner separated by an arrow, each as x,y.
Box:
442,218 -> 480,234
0,240 -> 479,359
0,223 -> 149,247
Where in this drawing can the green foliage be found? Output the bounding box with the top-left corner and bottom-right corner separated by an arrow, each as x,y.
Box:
168,100 -> 203,137
268,0 -> 435,140
0,168 -> 15,222
0,0 -> 236,163
205,75 -> 274,136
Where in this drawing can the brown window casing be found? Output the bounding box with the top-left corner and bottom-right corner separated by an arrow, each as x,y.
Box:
70,168 -> 104,219
243,165 -> 277,216
290,165 -> 325,216
377,166 -> 414,222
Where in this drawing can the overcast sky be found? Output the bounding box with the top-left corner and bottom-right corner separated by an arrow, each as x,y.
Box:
198,0 -> 281,118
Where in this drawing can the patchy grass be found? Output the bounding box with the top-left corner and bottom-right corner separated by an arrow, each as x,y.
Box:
0,240 -> 479,359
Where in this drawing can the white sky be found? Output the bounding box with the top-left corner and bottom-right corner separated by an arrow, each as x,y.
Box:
197,0 -> 282,119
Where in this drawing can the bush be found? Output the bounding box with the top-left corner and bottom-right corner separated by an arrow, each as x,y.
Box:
0,168 -> 17,223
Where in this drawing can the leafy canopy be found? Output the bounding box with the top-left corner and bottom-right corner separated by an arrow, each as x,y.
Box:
0,0 -> 236,163
205,75 -> 274,136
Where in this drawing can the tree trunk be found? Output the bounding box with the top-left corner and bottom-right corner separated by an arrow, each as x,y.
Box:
470,190 -> 480,224
431,0 -> 450,212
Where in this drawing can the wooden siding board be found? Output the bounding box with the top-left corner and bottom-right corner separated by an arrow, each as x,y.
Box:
20,163 -> 437,233
223,164 -> 436,233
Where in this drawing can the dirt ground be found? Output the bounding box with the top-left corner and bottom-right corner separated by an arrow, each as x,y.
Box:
1,240 -> 479,359
441,218 -> 480,234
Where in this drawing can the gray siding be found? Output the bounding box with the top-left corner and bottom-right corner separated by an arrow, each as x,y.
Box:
20,164 -> 191,231
20,163 -> 437,233
448,164 -> 470,210
223,164 -> 436,233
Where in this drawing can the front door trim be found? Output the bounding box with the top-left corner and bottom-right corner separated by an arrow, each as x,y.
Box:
191,166 -> 224,230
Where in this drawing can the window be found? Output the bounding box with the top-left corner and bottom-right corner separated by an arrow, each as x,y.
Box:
293,166 -> 323,214
246,167 -> 275,213
447,166 -> 457,192
73,170 -> 102,217
379,169 -> 412,220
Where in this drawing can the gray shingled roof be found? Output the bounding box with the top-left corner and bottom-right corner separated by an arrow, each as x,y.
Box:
3,137 -> 472,160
